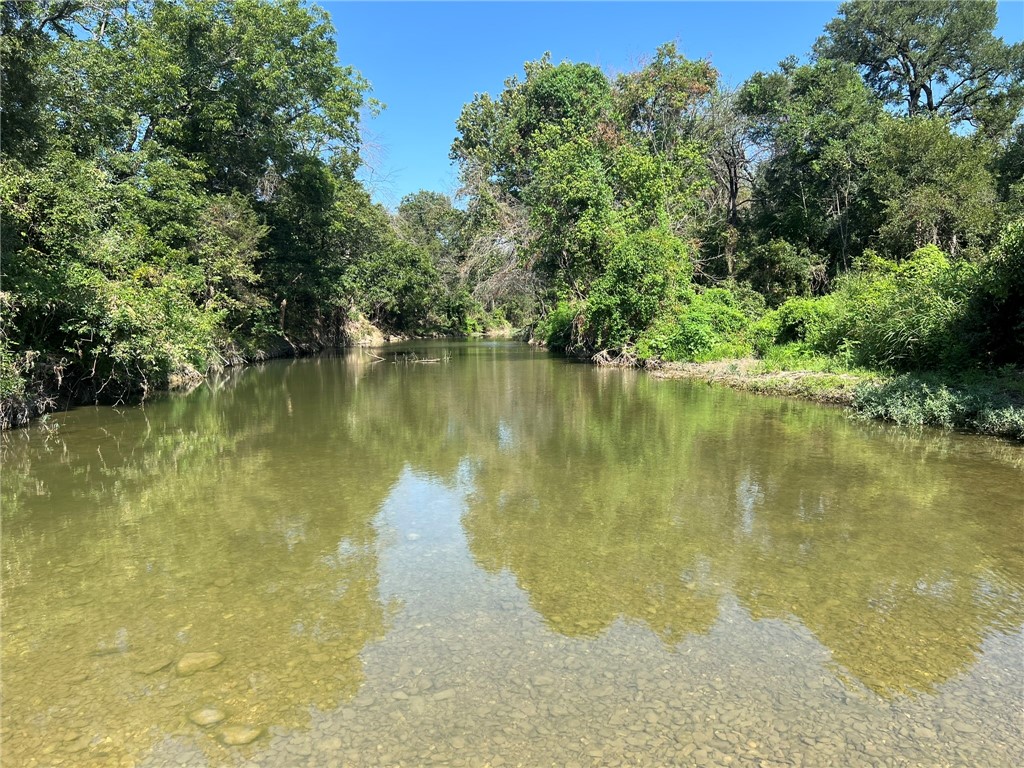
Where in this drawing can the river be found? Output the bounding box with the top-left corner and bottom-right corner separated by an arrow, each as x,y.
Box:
2,341 -> 1022,767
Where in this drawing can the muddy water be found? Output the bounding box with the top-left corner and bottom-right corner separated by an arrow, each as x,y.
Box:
2,341 -> 1022,767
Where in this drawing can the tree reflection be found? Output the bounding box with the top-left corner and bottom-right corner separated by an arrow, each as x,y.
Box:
2,354 -> 407,765
3,342 -> 1022,768
459,357 -> 1024,696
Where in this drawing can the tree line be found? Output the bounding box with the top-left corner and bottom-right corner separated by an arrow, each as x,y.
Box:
2,0 -> 1022,429
1,0 -> 470,426
448,0 -> 1023,376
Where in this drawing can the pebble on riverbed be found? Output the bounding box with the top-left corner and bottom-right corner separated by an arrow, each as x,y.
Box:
135,657 -> 174,675
175,652 -> 224,676
189,708 -> 226,726
217,725 -> 263,746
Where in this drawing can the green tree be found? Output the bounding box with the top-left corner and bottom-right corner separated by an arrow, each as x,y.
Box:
994,125 -> 1024,215
613,42 -> 717,157
585,228 -> 689,350
816,0 -> 1024,137
969,219 -> 1024,365
866,116 -> 998,258
0,0 -> 394,413
451,56 -> 612,196
0,0 -> 63,162
527,130 -> 620,298
452,47 -> 722,354
739,59 -> 884,272
128,0 -> 369,193
394,190 -> 464,262
394,191 -> 472,331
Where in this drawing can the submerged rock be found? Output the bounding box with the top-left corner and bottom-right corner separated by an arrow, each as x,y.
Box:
176,652 -> 224,676
136,657 -> 174,675
190,708 -> 226,726
64,736 -> 90,753
218,725 -> 263,746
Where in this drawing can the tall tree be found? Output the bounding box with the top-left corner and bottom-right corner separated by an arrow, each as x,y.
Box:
0,0 -> 425,408
126,0 -> 370,194
0,0 -> 90,162
394,190 -> 463,263
613,42 -> 717,157
451,56 -> 612,197
815,0 -> 1024,136
739,59 -> 884,271
866,115 -> 998,258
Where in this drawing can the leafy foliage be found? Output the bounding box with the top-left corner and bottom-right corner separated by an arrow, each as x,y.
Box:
0,0 -> 463,417
636,289 -> 751,363
738,59 -> 883,271
854,373 -> 1024,440
816,0 -> 1024,137
3,0 -> 1022,431
757,246 -> 979,371
449,9 -> 1021,394
586,228 -> 689,350
866,116 -> 997,257
968,219 -> 1024,366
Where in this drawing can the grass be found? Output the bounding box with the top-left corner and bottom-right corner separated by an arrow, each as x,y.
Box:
852,369 -> 1024,441
649,353 -> 879,406
649,343 -> 1024,441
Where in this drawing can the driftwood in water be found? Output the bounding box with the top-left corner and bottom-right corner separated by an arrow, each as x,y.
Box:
592,349 -> 639,368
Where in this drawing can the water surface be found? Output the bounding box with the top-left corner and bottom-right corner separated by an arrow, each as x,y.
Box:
2,342 -> 1022,767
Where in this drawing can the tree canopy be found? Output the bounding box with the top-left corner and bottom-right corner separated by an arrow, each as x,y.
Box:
2,0 -> 1022,429
1,0 -> 468,422
815,0 -> 1024,136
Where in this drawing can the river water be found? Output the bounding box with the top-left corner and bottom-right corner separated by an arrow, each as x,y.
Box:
2,341 -> 1022,767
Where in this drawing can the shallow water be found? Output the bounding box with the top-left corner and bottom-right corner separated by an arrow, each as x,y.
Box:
2,341 -> 1022,767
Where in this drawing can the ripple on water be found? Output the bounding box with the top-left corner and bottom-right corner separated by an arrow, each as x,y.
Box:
2,344 -> 1022,767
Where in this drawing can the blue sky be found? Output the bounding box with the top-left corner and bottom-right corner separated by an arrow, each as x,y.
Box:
324,1 -> 1024,209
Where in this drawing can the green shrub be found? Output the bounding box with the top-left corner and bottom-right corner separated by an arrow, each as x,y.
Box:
833,245 -> 976,369
463,303 -> 513,336
772,295 -> 840,345
757,245 -> 978,371
741,238 -> 818,307
969,219 -> 1024,366
585,228 -> 689,349
854,373 -> 1024,440
720,280 -> 769,321
63,266 -> 222,396
750,293 -> 847,360
749,311 -> 782,358
636,288 -> 751,362
537,300 -> 584,352
0,340 -> 25,402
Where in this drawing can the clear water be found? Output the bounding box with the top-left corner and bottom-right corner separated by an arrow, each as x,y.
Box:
2,341 -> 1022,767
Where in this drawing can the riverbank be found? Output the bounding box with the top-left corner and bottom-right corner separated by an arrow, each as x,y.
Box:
6,338 -> 1022,442
0,313 -> 395,431
648,358 -> 875,406
645,358 -> 1024,441
0,314 -> 483,430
